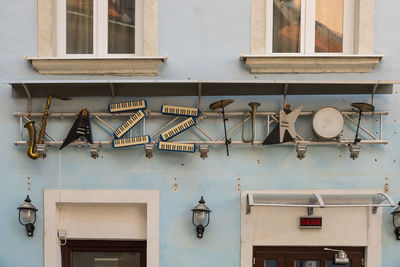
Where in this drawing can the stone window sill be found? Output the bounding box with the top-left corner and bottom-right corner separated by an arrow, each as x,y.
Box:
28,56 -> 168,76
240,55 -> 383,73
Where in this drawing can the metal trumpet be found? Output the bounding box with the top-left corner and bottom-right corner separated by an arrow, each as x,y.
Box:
242,102 -> 260,144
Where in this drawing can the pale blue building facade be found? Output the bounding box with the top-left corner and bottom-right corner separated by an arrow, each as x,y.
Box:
0,0 -> 400,266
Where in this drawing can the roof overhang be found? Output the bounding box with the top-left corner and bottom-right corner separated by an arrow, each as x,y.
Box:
7,80 -> 395,98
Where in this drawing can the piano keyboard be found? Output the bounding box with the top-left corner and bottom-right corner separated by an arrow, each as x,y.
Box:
112,135 -> 151,148
108,100 -> 147,113
161,105 -> 200,117
113,110 -> 146,139
160,117 -> 196,141
157,142 -> 196,153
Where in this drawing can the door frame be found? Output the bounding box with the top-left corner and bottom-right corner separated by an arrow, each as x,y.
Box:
253,246 -> 364,267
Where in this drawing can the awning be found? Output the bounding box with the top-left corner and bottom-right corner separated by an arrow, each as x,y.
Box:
8,80 -> 394,98
246,192 -> 395,214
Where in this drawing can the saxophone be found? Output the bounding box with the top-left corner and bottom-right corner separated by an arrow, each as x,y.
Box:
24,95 -> 70,159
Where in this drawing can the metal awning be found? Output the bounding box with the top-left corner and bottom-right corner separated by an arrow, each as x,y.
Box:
246,192 -> 395,214
7,80 -> 394,98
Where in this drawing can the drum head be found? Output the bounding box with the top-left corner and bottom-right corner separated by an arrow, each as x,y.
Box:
312,107 -> 344,140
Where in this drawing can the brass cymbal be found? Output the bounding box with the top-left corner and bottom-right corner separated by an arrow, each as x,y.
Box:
351,102 -> 375,112
209,99 -> 234,110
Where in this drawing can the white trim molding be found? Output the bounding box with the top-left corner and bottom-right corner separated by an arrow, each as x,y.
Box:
44,190 -> 159,267
29,56 -> 167,75
240,54 -> 382,73
241,189 -> 384,267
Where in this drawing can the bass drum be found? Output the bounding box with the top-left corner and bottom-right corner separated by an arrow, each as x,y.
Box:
312,107 -> 344,140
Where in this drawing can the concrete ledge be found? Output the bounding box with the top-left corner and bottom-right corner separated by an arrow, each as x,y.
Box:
240,55 -> 383,73
28,56 -> 167,75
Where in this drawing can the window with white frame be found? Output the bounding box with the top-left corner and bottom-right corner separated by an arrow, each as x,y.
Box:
266,0 -> 354,54
57,0 -> 143,57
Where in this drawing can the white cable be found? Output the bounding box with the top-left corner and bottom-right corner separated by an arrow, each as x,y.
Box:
58,150 -> 62,191
56,150 -> 67,246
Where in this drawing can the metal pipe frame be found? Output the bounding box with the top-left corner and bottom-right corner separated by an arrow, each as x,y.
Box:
22,84 -> 32,114
13,139 -> 388,146
13,110 -> 389,118
14,109 -> 389,148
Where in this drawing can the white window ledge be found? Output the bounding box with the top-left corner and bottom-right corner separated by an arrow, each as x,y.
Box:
28,56 -> 167,76
240,55 -> 383,73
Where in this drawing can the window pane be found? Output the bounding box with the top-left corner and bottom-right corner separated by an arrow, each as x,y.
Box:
295,260 -> 321,267
326,260 -> 351,267
108,0 -> 136,54
315,0 -> 343,53
265,259 -> 277,267
273,0 -> 301,53
67,0 -> 93,54
72,251 -> 141,267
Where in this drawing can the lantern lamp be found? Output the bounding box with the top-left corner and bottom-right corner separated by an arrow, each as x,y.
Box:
17,195 -> 38,237
191,196 -> 211,238
391,201 -> 400,240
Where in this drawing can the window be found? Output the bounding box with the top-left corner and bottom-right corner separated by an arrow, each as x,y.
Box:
266,0 -> 354,54
61,240 -> 146,267
243,0 -> 381,73
57,0 -> 143,56
34,0 -> 164,75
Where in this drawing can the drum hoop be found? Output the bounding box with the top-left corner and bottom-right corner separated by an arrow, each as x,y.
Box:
312,107 -> 344,140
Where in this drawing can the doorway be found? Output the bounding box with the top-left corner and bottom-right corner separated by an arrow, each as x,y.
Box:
253,246 -> 364,267
61,240 -> 146,267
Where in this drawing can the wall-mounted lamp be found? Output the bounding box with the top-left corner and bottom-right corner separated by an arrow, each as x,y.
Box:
17,195 -> 38,237
391,201 -> 400,240
191,196 -> 211,238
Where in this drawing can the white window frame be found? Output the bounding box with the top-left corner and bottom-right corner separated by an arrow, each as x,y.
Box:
266,0 -> 354,55
57,0 -> 143,57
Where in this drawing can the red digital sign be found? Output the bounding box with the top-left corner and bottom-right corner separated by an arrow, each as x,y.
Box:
299,217 -> 322,229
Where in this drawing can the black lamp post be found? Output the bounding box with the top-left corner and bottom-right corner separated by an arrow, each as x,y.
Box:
17,195 -> 38,237
191,196 -> 211,238
392,201 -> 400,240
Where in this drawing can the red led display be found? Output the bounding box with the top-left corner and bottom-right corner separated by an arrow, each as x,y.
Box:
299,217 -> 322,228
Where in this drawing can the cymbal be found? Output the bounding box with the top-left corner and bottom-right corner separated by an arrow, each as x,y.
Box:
209,99 -> 234,110
351,102 -> 375,112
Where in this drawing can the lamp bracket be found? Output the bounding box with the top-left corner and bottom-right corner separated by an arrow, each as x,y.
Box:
25,223 -> 35,237
90,144 -> 101,159
196,225 -> 205,238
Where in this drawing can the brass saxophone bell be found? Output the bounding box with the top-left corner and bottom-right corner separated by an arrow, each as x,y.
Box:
24,95 -> 71,160
24,121 -> 40,159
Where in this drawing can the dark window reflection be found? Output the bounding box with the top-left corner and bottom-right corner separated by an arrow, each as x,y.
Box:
295,260 -> 321,267
72,251 -> 141,267
315,0 -> 343,52
326,260 -> 351,267
273,0 -> 301,53
264,259 -> 278,267
108,0 -> 136,54
66,0 -> 93,54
